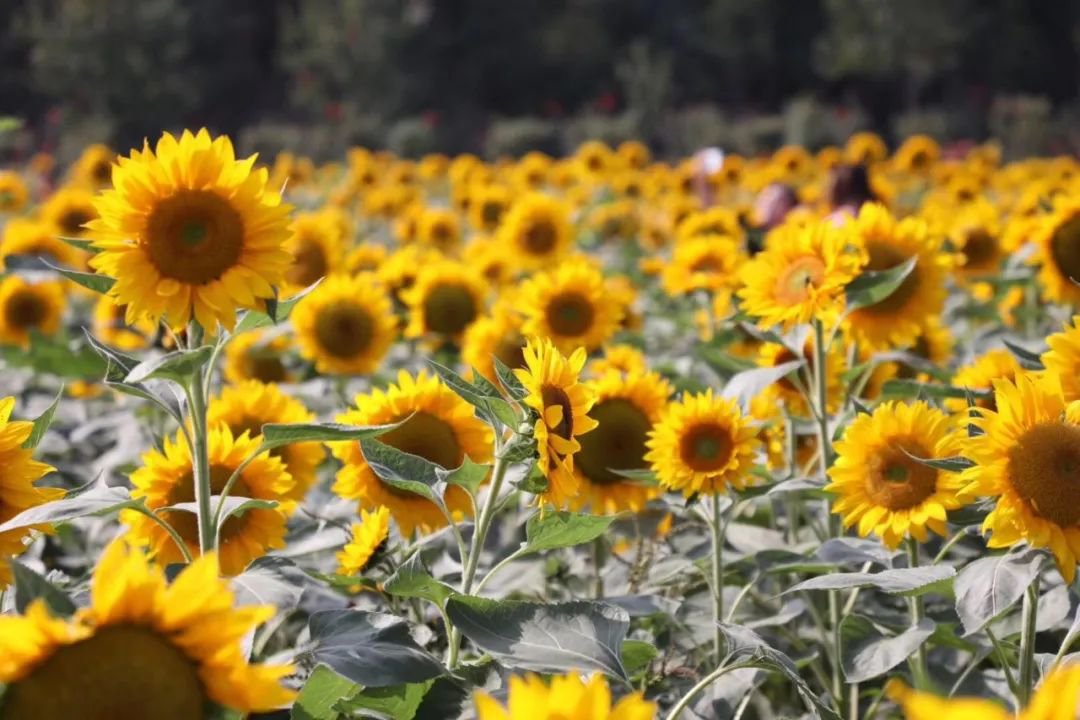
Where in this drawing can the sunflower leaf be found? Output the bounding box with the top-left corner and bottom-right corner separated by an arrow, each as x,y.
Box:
358,437 -> 443,502
10,560 -> 77,617
307,610 -> 446,687
83,329 -> 140,378
954,546 -> 1047,636
0,483 -> 135,533
523,511 -> 618,554
898,448 -> 975,472
260,419 -> 403,450
384,553 -> 455,606
721,359 -> 805,412
124,346 -> 215,385
292,665 -> 360,720
783,566 -> 956,597
236,279 -> 321,333
439,456 -> 490,494
22,386 -> 63,449
40,258 -> 115,294
1002,337 -> 1045,370
841,615 -> 936,682
333,680 -> 436,719
427,359 -> 520,428
493,357 -> 529,401
844,256 -> 917,313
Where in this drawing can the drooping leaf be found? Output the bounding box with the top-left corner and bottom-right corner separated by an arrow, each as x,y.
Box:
307,610 -> 445,687
22,387 -> 63,449
722,360 -> 805,411
784,566 -> 955,597
493,357 -> 529,401
899,447 -> 976,472
1002,338 -> 1045,370
235,280 -> 321,333
841,615 -> 936,682
10,560 -> 77,617
260,420 -> 401,450
0,484 -> 133,533
621,640 -> 658,676
954,547 -> 1047,636
845,256 -> 917,312
124,346 -> 215,385
41,258 -> 115,294
523,511 -> 618,554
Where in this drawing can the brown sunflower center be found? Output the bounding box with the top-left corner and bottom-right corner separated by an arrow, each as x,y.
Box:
774,255 -> 825,304
1007,422 -> 1080,527
1050,214 -> 1080,286
864,442 -> 937,510
679,423 -> 735,472
480,201 -> 505,228
92,160 -> 112,184
58,209 -> 93,236
0,625 -> 204,720
165,464 -> 252,544
689,255 -> 723,274
494,334 -> 527,371
523,220 -> 557,255
423,283 -> 478,336
546,292 -> 595,337
858,241 -> 919,315
575,398 -> 652,484
286,238 -> 329,288
541,385 -> 574,440
245,348 -> 289,383
314,302 -> 374,358
962,229 -> 999,271
379,411 -> 462,469
145,190 -> 244,285
3,289 -> 48,330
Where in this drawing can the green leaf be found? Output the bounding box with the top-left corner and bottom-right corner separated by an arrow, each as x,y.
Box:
83,330 -> 140,380
524,511 -> 618,554
231,556 -> 307,607
899,448 -> 975,473
881,379 -> 993,402
359,437 -> 443,501
841,615 -> 936,682
235,280 -> 321,333
22,387 -> 63,449
445,596 -> 630,680
260,420 -> 402,450
124,346 -> 214,385
0,484 -> 134,533
493,357 -> 529,401
335,681 -> 435,719
384,553 -> 455,606
163,497 -> 278,524
41,258 -> 115,294
441,456 -> 490,494
621,639 -> 658,676
784,566 -> 956,597
1003,338 -> 1045,370
105,376 -> 184,422
845,256 -> 917,312
427,359 -> 519,427
292,665 -> 360,720
307,610 -> 445,687
954,546 -> 1046,636
721,359 -> 805,411
10,560 -> 77,617
58,235 -> 97,253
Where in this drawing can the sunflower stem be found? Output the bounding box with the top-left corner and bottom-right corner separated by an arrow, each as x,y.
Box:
1018,575 -> 1041,707
906,539 -> 931,690
185,322 -> 217,557
708,491 -> 726,665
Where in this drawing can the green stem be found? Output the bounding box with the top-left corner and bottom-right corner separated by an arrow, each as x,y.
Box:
906,539 -> 930,689
709,491 -> 725,664
1018,576 -> 1041,706
985,626 -> 1020,698
185,323 -> 216,556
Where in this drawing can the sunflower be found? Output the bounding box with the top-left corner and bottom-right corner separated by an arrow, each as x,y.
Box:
0,276 -> 65,348
224,329 -> 294,384
292,273 -> 397,375
474,672 -> 655,720
1032,198 -> 1080,305
40,186 -> 99,241
588,200 -> 640,243
587,344 -> 649,378
676,207 -> 743,243
1043,316 -> 1080,402
497,193 -> 574,269
844,131 -> 888,165
0,170 -> 29,214
660,234 -> 744,297
469,184 -> 514,233
69,143 -> 117,188
842,203 -> 955,351
510,152 -> 553,192
332,371 -> 492,535
337,505 -> 391,577
827,401 -> 964,549
515,337 -> 598,507
645,389 -> 758,497
345,243 -> 389,275
959,372 -> 1080,582
392,202 -> 423,245
378,244 -> 442,302
520,261 -> 623,354
0,396 -> 62,587
208,380 -> 326,501
571,371 -> 672,514
124,425 -> 295,576
87,129 -> 293,331
756,337 -> 845,417
771,145 -> 814,182
462,302 -> 527,384
92,295 -> 157,352
417,207 -> 462,255
403,261 -> 486,342
894,317 -> 955,381
737,219 -> 861,332
0,540 -> 294,717
283,210 -> 343,291
944,348 -> 1021,413
575,140 -> 616,180
463,236 -> 515,286
0,218 -> 86,271
947,199 -> 1004,281
617,140 -> 651,170
892,135 -> 940,176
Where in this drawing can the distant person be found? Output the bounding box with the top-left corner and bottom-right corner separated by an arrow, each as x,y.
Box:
754,182 -> 799,231
825,164 -> 877,223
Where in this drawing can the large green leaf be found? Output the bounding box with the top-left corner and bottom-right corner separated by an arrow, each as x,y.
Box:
784,566 -> 955,597
124,346 -> 214,385
0,484 -> 134,533
722,359 -> 805,411
10,560 -> 77,617
384,553 -> 455,606
307,610 -> 445,687
523,511 -> 618,554
427,359 -> 519,427
841,615 -> 936,682
260,420 -> 402,450
359,437 -> 443,501
954,547 -> 1046,636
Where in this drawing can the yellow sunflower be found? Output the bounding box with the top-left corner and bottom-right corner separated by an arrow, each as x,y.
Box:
1032,198 -> 1080,305
377,244 -> 442,302
586,343 -> 649,378
510,152 -> 553,192
892,135 -> 940,176
0,218 -> 86,271
345,243 -> 389,275
893,317 -> 955,381
87,129 -> 293,331
40,186 -> 99,242
571,371 -> 672,514
292,273 -> 397,375
519,261 -> 623,354
69,143 -> 117,188
224,329 -> 294,384
645,389 -> 758,497
0,276 -> 65,348
617,140 -> 652,170
827,401 -> 965,549
469,184 -> 514,233
474,672 -> 655,720
944,348 -> 1021,413
463,235 -> 515,286
756,337 -> 845,417
337,505 -> 391,577
1043,316 -> 1080,402
675,207 -> 743,243
331,370 -> 493,536
0,396 -> 62,587
660,234 -> 744,297
92,295 -> 157,352
844,131 -> 888,166
497,193 -> 574,269
462,302 -> 527,384
588,200 -> 640,244
0,170 -> 29,214
843,203 -> 955,351
948,198 -> 1004,281
417,207 -> 463,255
737,219 -> 861,332
575,140 -> 616,180
403,261 -> 487,343
208,380 -> 326,501
960,372 -> 1080,582
515,337 -> 598,508
283,210 -> 344,291
124,425 -> 295,576
0,540 -> 295,717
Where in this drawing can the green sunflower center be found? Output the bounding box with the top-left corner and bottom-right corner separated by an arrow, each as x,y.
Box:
865,442 -> 937,510
679,423 -> 735,472
145,190 -> 244,285
575,398 -> 652,485
775,255 -> 825,305
0,625 -> 204,720
1007,421 -> 1080,528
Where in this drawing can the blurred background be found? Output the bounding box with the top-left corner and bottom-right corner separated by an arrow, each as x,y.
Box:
2,0 -> 1079,162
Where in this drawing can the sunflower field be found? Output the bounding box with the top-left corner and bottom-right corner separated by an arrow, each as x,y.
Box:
1,129 -> 1080,719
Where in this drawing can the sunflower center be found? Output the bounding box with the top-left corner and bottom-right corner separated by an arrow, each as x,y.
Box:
3,289 -> 47,330
962,229 -> 999,271
0,625 -> 204,720
145,190 -> 244,285
1050,214 -> 1080,285
771,347 -> 806,394
546,292 -> 595,337
541,385 -> 574,440
481,201 -> 504,227
314,302 -> 374,358
165,464 -> 252,544
286,239 -> 329,288
865,442 -> 937,510
575,399 -> 652,484
92,160 -> 112,183
58,209 -> 92,236
523,221 -> 557,254
774,255 -> 825,304
378,411 -> 462,469
1007,422 -> 1080,527
690,255 -> 722,274
858,241 -> 919,315
245,348 -> 289,383
679,423 -> 735,472
494,334 -> 527,371
423,284 -> 478,336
